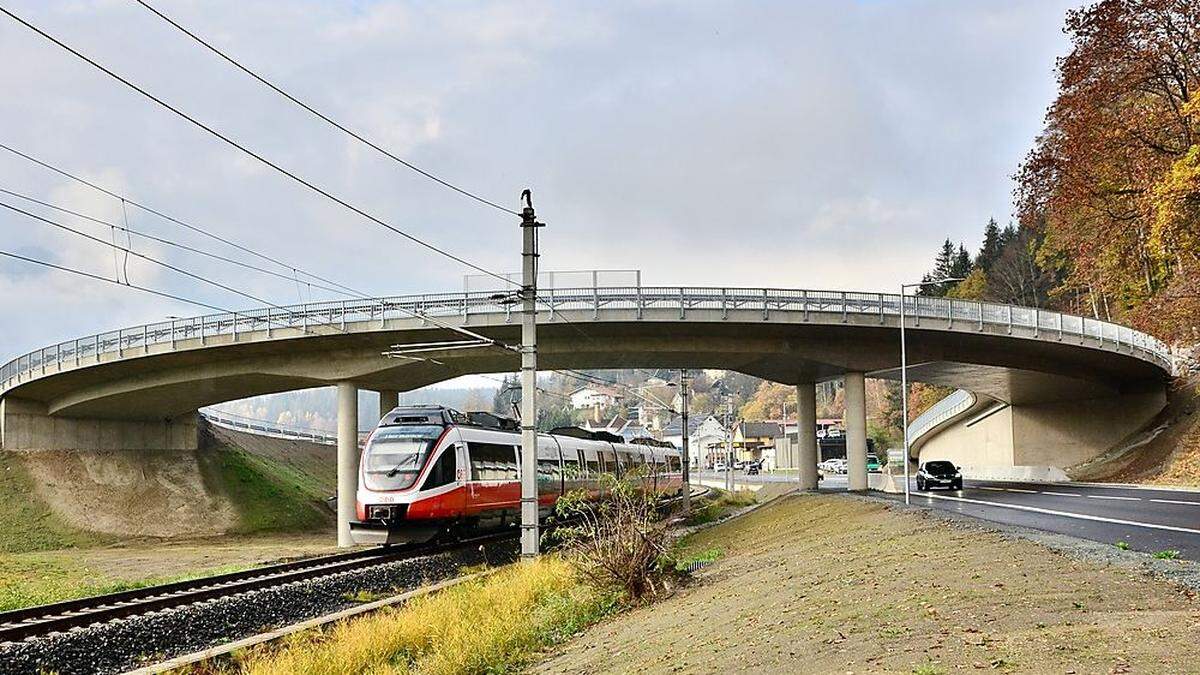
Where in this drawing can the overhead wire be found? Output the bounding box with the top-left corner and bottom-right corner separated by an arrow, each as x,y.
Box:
0,186 -> 369,299
133,0 -> 519,218
0,198 -> 342,334
0,141 -> 367,299
0,248 -> 233,315
0,6 -> 519,288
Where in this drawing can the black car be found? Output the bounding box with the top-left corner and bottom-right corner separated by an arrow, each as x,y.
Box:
916,460 -> 962,491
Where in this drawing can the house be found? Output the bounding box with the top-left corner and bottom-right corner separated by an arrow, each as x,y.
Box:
661,414 -> 727,467
732,421 -> 784,462
568,386 -> 621,411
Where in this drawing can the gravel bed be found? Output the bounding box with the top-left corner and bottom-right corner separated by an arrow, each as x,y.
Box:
0,540 -> 518,675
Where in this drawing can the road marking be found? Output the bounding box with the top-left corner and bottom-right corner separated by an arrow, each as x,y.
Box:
979,486 -> 1006,491
914,492 -> 1200,536
1039,491 -> 1081,497
1150,498 -> 1200,506
1000,487 -> 1038,493
1086,494 -> 1140,501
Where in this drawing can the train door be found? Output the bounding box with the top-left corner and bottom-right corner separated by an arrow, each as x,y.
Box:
536,434 -> 563,517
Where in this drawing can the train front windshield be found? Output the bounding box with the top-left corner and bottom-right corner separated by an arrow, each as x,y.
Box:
363,425 -> 442,490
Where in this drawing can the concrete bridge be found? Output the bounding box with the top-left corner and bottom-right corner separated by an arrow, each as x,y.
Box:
0,286 -> 1172,543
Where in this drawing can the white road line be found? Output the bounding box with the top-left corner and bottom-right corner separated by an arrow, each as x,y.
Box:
979,487 -> 1006,491
1002,488 -> 1038,494
1040,491 -> 1081,497
1086,494 -> 1140,501
1150,498 -> 1200,506
915,492 -> 1200,536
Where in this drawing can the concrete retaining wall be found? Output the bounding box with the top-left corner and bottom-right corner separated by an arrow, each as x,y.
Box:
0,396 -> 198,451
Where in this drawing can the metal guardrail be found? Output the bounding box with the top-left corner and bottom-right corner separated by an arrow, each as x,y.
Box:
200,410 -> 337,445
906,389 -> 976,445
0,287 -> 1173,393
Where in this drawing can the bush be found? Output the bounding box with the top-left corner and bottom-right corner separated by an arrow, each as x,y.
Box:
547,471 -> 676,603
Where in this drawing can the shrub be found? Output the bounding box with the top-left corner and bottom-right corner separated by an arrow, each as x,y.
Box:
547,471 -> 676,603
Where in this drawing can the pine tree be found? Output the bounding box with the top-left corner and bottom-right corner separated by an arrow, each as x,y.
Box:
976,218 -> 1002,271
951,244 -> 972,281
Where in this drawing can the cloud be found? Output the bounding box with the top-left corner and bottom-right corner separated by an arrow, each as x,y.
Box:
0,0 -> 1076,365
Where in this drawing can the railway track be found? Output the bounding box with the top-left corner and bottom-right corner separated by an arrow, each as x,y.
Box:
0,486 -> 708,648
0,532 -> 513,645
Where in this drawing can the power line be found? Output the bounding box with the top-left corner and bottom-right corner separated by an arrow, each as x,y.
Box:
0,198 -> 339,333
0,7 -> 518,287
0,248 -> 232,314
0,141 -> 367,299
134,0 -> 519,218
0,185 -> 359,299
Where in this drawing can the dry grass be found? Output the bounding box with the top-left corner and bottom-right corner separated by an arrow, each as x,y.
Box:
217,556 -> 614,675
534,495 -> 1200,674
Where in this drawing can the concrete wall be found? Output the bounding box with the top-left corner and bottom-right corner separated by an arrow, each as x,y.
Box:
917,388 -> 1166,481
0,396 -> 198,451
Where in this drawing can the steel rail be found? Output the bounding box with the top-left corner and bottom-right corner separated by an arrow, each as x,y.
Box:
0,287 -> 1173,393
0,532 -> 513,645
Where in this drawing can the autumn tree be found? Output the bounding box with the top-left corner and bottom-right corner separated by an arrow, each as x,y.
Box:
1015,0 -> 1200,340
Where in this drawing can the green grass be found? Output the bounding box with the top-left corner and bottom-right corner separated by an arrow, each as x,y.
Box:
1115,541 -> 1131,550
0,555 -> 251,612
199,446 -> 332,534
1153,549 -> 1181,560
683,489 -> 757,526
0,451 -> 113,553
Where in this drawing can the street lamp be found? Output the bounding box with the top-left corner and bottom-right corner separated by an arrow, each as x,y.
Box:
899,277 -> 963,505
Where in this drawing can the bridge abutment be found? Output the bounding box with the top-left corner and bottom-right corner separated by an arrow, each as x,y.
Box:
0,396 -> 197,451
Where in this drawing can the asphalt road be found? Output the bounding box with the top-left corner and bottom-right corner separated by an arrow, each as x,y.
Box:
693,470 -> 1200,560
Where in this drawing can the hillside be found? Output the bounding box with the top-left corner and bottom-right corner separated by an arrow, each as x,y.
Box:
0,419 -> 335,554
1068,372 -> 1200,486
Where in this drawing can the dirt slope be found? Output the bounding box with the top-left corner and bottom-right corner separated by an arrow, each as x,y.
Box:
535,495 -> 1200,674
2,420 -> 336,549
1069,373 -> 1200,486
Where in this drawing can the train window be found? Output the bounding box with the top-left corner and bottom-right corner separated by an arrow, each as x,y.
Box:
362,424 -> 441,491
584,453 -> 600,476
422,449 -> 456,490
600,449 -> 617,475
468,442 -> 518,481
562,450 -> 583,480
537,456 -> 561,483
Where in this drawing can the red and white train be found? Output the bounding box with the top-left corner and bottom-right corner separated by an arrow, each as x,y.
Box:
350,406 -> 685,545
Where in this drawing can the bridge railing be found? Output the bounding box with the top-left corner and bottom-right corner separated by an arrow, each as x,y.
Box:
0,287 -> 1173,392
200,409 -> 338,445
906,388 -> 977,447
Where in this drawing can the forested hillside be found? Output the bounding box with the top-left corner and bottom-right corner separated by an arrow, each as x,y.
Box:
918,0 -> 1198,345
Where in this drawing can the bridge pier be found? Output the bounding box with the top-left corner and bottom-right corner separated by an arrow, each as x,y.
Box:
845,372 -> 868,491
336,382 -> 359,548
796,382 -> 819,490
378,390 -> 399,420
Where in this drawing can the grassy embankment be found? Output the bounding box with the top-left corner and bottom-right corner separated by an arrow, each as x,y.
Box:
535,494 -> 1200,674
185,489 -> 753,675
0,426 -> 335,611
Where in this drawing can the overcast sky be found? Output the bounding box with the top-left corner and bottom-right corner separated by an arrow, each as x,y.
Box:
0,0 -> 1078,362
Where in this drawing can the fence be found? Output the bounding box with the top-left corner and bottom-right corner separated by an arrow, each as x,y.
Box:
1,287 -> 1173,393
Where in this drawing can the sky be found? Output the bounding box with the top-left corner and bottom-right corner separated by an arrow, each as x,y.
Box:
0,0 -> 1080,369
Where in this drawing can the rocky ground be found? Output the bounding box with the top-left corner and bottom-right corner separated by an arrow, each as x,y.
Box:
534,494 -> 1200,674
0,540 -> 518,675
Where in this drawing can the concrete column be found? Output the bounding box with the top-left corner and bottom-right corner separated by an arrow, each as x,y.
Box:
845,372 -> 868,491
337,382 -> 359,548
378,390 -> 399,421
796,382 -> 819,490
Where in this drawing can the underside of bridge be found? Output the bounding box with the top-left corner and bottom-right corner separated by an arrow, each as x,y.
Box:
0,299 -> 1172,544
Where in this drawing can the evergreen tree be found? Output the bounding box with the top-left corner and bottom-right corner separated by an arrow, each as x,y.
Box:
976,218 -> 1003,271
950,244 -> 972,281
918,239 -> 957,296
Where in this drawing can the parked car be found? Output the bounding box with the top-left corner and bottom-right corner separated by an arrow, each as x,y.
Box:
713,460 -> 727,472
916,460 -> 963,491
867,454 -> 882,472
819,458 -> 846,474
746,461 -> 760,475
